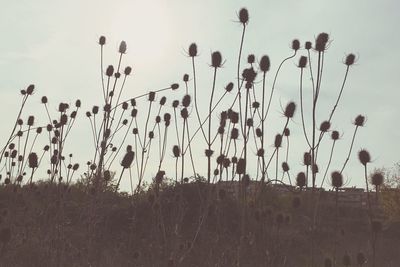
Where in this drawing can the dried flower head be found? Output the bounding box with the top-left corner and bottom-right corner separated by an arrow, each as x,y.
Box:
28,153 -> 38,169
124,66 -> 132,75
331,171 -> 343,188
284,102 -> 296,118
211,51 -> 223,68
298,56 -> 308,68
274,134 -> 282,148
331,130 -> 339,140
188,43 -> 198,57
171,83 -> 179,90
238,8 -> 249,25
106,65 -> 114,77
292,39 -> 300,51
99,36 -> 106,45
371,172 -> 384,187
296,172 -> 306,188
354,114 -> 365,127
315,32 -> 329,52
236,158 -> 246,175
282,162 -> 289,172
305,41 -> 312,50
319,121 -> 331,132
358,149 -> 371,166
172,145 -> 180,158
247,54 -> 255,64
259,55 -> 270,72
284,128 -> 290,136
303,152 -> 311,166
182,94 -> 191,107
345,53 -> 356,66
119,41 -> 127,54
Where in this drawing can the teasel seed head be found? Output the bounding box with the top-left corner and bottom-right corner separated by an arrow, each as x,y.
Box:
319,121 -> 331,132
183,73 -> 189,82
180,108 -> 189,119
354,114 -> 365,127
205,149 -> 214,158
291,39 -> 300,51
41,96 -> 48,104
358,149 -> 371,166
259,55 -> 270,72
26,84 -> 35,95
331,130 -> 339,140
274,134 -> 282,148
238,8 -> 249,25
171,83 -> 179,90
106,65 -> 114,77
225,82 -> 234,92
315,32 -> 329,52
172,145 -> 180,158
282,162 -> 289,172
182,94 -> 191,107
247,54 -> 255,64
172,100 -> 179,108
211,51 -> 223,68
124,66 -> 132,75
132,128 -> 138,135
164,113 -> 171,123
303,152 -> 311,166
99,36 -> 106,45
121,148 -> 135,169
159,96 -> 166,106
246,118 -> 253,127
27,116 -> 34,126
284,102 -> 296,118
296,172 -> 306,188
305,41 -> 312,50
148,91 -> 155,102
131,108 -> 138,118
118,41 -> 127,54
345,53 -> 356,66
188,43 -> 198,57
252,101 -> 260,109
36,127 -> 42,134
75,99 -> 81,108
255,128 -> 262,138
331,171 -> 343,188
122,102 -> 129,110
236,158 -> 246,175
17,118 -> 23,125
257,148 -> 264,157
283,128 -> 290,136
230,128 -> 239,140
371,172 -> 384,187
298,56 -> 308,68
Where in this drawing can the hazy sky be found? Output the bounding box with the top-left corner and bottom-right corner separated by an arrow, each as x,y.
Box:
1,0 -> 399,190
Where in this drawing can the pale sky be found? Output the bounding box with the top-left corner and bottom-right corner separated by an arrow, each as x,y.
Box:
0,0 -> 399,190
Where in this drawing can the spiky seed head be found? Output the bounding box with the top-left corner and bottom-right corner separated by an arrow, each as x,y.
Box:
114,72 -> 121,79
259,55 -> 270,72
132,128 -> 138,135
17,119 -> 23,125
27,116 -> 35,126
211,51 -> 223,68
122,102 -> 129,110
171,83 -> 179,90
358,149 -> 371,166
331,171 -> 343,188
172,100 -> 179,108
303,152 -> 311,166
155,116 -> 161,124
180,108 -> 189,119
99,36 -> 106,45
26,84 -> 34,95
155,170 -> 165,184
70,111 -> 77,119
188,43 -> 197,57
225,82 -> 234,92
257,148 -> 264,157
118,41 -> 127,53
123,66 -> 132,76
43,145 -> 50,151
296,172 -> 306,188
60,114 -> 68,125
17,131 -> 23,137
41,96 -> 48,104
236,158 -> 246,175
242,67 -> 257,84
148,131 -> 154,139
182,94 -> 191,107
247,54 -> 255,64
292,39 -> 300,51
172,145 -> 180,158
298,56 -> 308,68
8,143 -> 15,149
214,169 -> 219,176
284,102 -> 296,118
252,101 -> 260,109
28,153 -> 38,169
354,114 -> 365,127
282,162 -> 289,172
223,158 -> 231,168
305,41 -> 312,50
121,150 -> 135,168
274,134 -> 282,148
319,121 -> 331,132
315,32 -> 329,52
284,128 -> 290,136
75,99 -> 81,108
205,149 -> 214,158
238,8 -> 249,24
242,174 -> 250,187
130,98 -> 136,107
255,128 -> 262,137
356,252 -> 366,265
218,126 -> 224,135
331,130 -> 339,140
106,65 -> 114,77
148,91 -> 155,102
371,172 -> 384,187
164,113 -> 171,122
230,128 -> 239,140
159,96 -> 166,106
246,118 -> 253,127
131,108 -> 138,118
183,73 -> 189,82
230,112 -> 239,124
232,156 -> 238,164
103,170 -> 111,181
72,163 -> 79,171
345,53 -> 356,66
